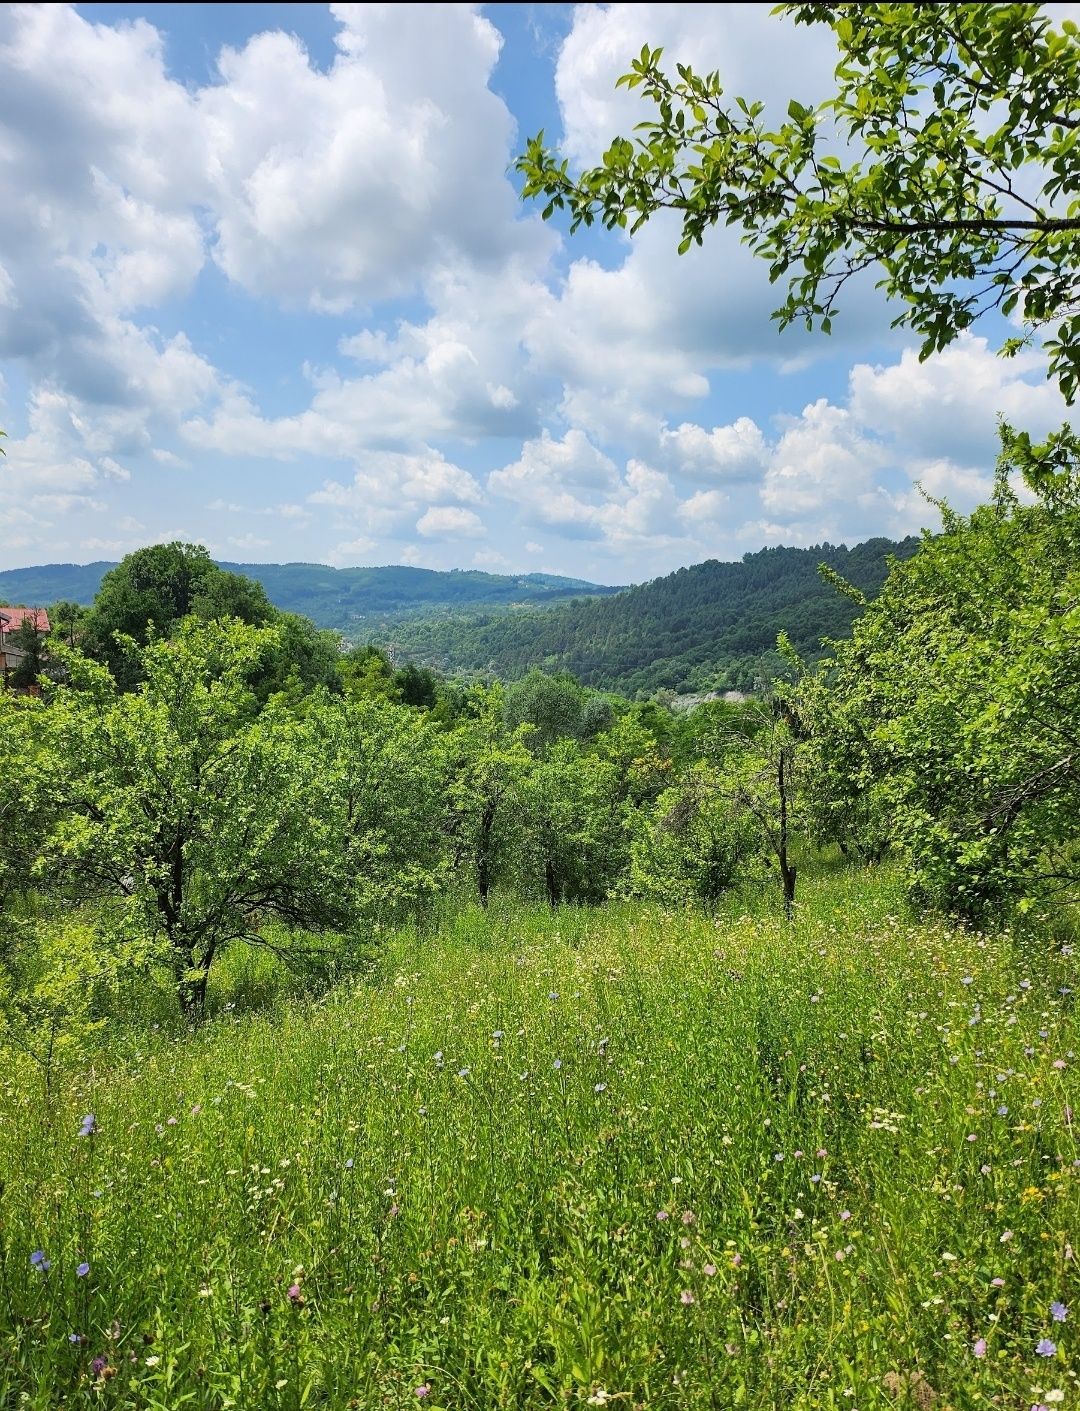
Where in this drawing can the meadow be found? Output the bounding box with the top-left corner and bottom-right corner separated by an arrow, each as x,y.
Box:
2,865 -> 1077,1411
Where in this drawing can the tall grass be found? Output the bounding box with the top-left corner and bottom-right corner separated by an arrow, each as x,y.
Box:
1,867 -> 1077,1408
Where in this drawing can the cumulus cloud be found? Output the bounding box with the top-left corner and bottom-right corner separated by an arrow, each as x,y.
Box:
417,505 -> 486,539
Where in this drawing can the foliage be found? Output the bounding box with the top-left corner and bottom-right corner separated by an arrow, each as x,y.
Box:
504,669 -> 590,751
804,423 -> 1080,918
35,622 -> 358,1011
629,761 -> 761,907
443,687 -> 534,905
517,3 -> 1080,399
522,739 -> 626,905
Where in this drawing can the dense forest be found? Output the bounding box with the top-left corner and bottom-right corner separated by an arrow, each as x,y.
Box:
0,560 -> 619,632
384,537 -> 919,694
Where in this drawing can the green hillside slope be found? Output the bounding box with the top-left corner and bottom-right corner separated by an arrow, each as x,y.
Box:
379,538 -> 920,695
0,560 -> 620,628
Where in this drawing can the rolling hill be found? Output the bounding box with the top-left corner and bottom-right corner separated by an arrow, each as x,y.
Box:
376,537 -> 921,696
0,560 -> 621,629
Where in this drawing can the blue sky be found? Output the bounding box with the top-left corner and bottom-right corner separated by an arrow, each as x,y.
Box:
0,3 -> 1072,582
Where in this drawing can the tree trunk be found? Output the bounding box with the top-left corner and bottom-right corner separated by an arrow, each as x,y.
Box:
477,799 -> 497,906
777,745 -> 797,919
178,965 -> 209,1018
545,857 -> 559,909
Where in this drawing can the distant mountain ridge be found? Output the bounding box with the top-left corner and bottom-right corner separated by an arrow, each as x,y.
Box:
377,538 -> 922,696
0,538 -> 920,696
0,560 -> 622,628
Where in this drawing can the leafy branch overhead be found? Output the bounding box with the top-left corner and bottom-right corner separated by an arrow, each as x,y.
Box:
516,3 -> 1080,399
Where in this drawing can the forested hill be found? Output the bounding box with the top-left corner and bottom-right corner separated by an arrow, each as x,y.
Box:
0,560 -> 620,628
381,538 -> 921,696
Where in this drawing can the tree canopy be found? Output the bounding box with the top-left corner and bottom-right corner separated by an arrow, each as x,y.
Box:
517,3 -> 1080,398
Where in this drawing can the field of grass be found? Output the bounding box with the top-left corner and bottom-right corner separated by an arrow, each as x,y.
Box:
2,867 -> 1077,1410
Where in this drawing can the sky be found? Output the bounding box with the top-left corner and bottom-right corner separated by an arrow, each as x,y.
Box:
0,2 -> 1075,584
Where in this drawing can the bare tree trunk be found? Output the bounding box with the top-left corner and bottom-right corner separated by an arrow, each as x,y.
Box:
778,746 -> 797,919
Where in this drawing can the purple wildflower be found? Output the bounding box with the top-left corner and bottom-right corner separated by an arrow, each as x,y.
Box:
1050,1301 -> 1067,1322
656,1210 -> 669,1221
78,1114 -> 96,1138
972,1337 -> 986,1358
30,1250 -> 50,1271
91,1357 -> 108,1378
415,1385 -> 430,1399
76,1262 -> 90,1278
1036,1338 -> 1057,1357
680,1289 -> 695,1305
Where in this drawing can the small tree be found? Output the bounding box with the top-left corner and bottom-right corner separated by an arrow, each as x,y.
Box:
629,762 -> 759,910
717,684 -> 805,918
40,621 -> 356,1013
444,687 -> 533,906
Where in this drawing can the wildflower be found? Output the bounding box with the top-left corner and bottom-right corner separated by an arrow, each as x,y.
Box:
552,1059 -> 562,1070
1036,1338 -> 1057,1357
69,1333 -> 87,1345
76,1262 -> 90,1278
548,992 -> 559,1001
681,1211 -> 696,1225
961,976 -> 974,986
492,1030 -> 503,1041
78,1114 -> 96,1138
1000,1230 -> 1013,1243
144,1355 -> 160,1367
703,1263 -> 717,1277
680,1289 -> 695,1305
840,1210 -> 851,1221
656,1210 -> 669,1221
287,1283 -> 304,1306
415,1386 -> 430,1399
30,1250 -> 49,1272
457,1068 -> 470,1079
1053,1059 -> 1067,1070
730,1252 -> 742,1267
972,1337 -> 986,1357
91,1357 -> 108,1378
594,1083 -> 607,1093
816,1148 -> 827,1158
1049,1301 -> 1067,1322
344,1159 -> 354,1170
991,1278 -> 1005,1287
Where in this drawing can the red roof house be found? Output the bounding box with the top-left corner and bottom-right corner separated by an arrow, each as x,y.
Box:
0,606 -> 50,693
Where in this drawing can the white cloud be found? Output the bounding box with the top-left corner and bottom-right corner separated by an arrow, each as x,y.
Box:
417,505 -> 486,540
658,417 -> 769,482
201,4 -> 547,311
